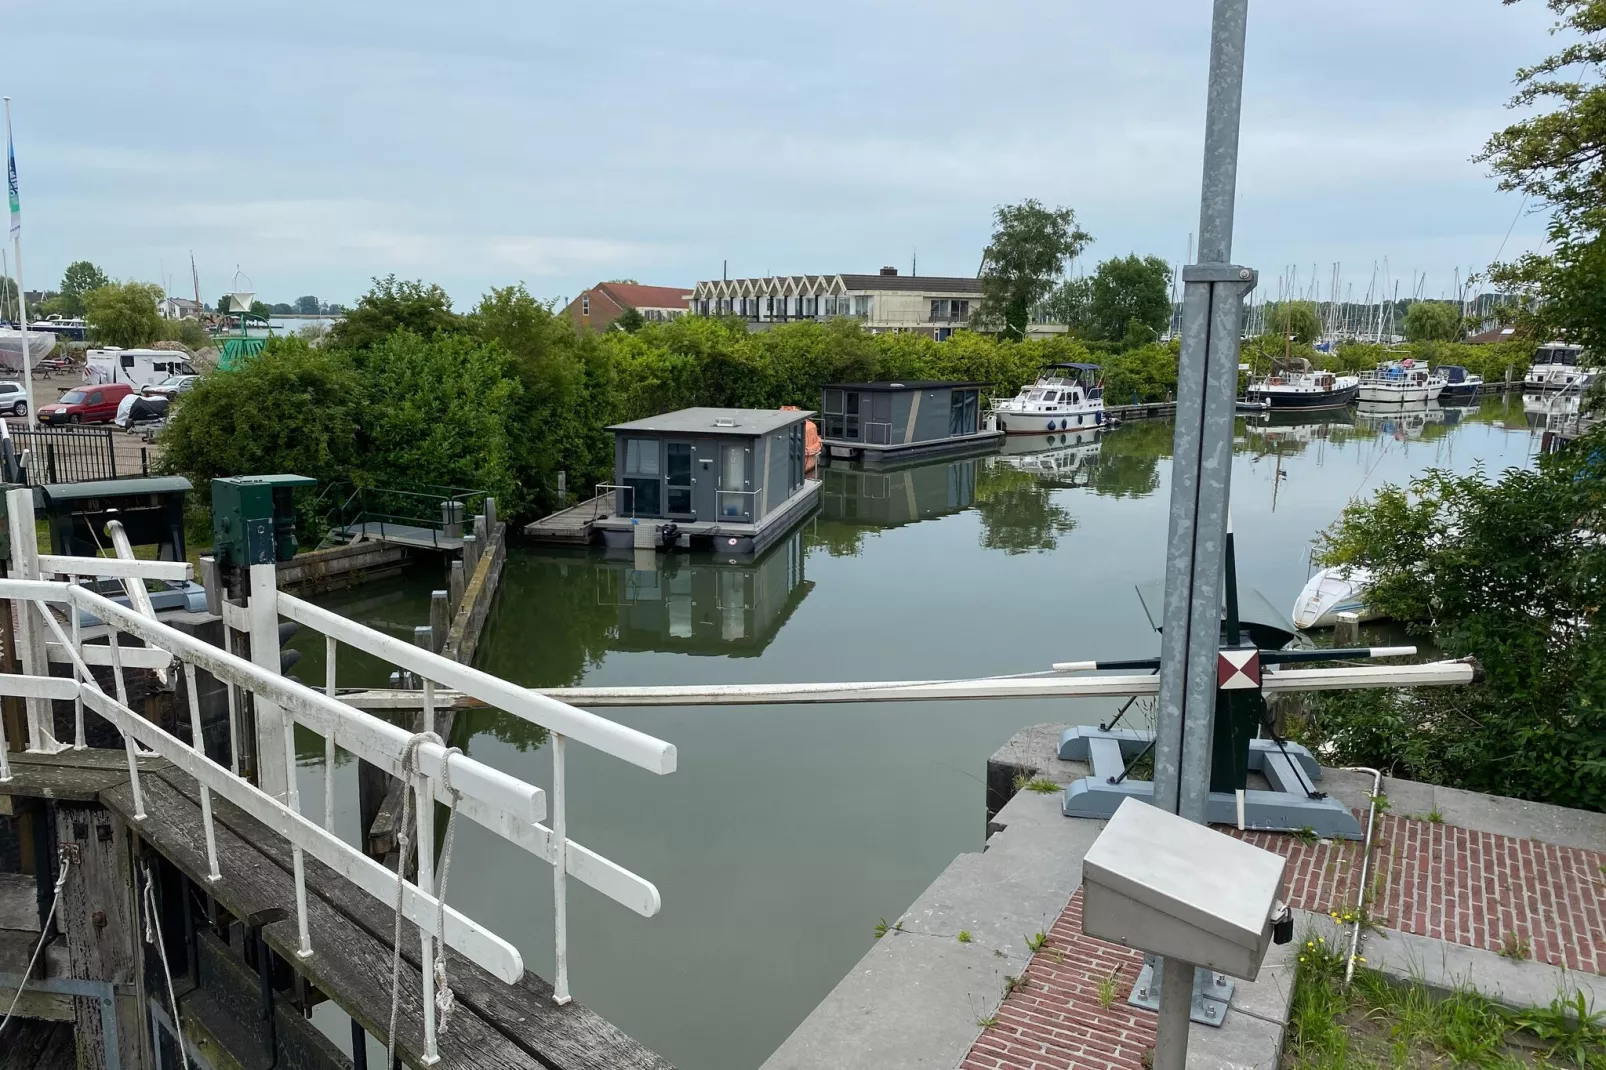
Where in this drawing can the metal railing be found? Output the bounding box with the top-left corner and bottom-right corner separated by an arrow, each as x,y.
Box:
0,488 -> 674,1061
596,482 -> 636,520
6,427 -> 126,485
716,488 -> 758,522
863,420 -> 893,445
318,481 -> 489,548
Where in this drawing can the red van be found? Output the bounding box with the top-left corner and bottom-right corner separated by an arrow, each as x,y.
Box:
37,384 -> 134,426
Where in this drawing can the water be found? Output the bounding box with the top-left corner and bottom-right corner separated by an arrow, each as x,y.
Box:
289,397 -> 1543,1070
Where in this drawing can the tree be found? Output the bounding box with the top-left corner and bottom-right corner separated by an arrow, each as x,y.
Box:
1085,255 -> 1172,341
1403,301 -> 1461,342
977,200 -> 1092,341
84,281 -> 164,348
326,275 -> 465,353
250,301 -> 272,319
295,295 -> 320,315
1301,433 -> 1606,811
613,307 -> 645,333
270,302 -> 294,315
1264,301 -> 1322,345
1036,277 -> 1091,330
59,261 -> 109,316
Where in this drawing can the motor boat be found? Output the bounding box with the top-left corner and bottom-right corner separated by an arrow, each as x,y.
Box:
989,363 -> 1105,434
1291,565 -> 1381,630
1435,365 -> 1483,403
1357,359 -> 1444,404
1242,358 -> 1359,411
1523,341 -> 1597,392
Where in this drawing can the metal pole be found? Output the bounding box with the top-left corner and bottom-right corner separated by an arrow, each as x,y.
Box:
4,99 -> 35,422
1150,3 -> 1252,1067
248,562 -> 290,802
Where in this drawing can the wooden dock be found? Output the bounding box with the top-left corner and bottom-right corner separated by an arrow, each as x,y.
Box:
524,494 -> 611,545
331,521 -> 465,552
0,748 -> 672,1070
1104,400 -> 1178,422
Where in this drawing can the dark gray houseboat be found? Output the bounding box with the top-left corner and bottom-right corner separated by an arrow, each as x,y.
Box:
819,381 -> 1003,466
595,407 -> 821,555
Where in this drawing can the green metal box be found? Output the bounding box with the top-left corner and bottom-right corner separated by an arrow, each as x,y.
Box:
211,475 -> 316,569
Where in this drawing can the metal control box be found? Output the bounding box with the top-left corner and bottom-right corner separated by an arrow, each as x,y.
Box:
1081,797 -> 1287,980
211,475 -> 316,569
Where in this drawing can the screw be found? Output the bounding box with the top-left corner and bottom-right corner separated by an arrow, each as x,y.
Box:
1215,975 -> 1226,986
92,910 -> 107,931
1205,1003 -> 1217,1018
1238,268 -> 1252,281
1138,988 -> 1149,999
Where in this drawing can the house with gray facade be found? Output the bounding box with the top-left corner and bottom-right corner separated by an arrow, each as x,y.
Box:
819,380 -> 1003,466
596,407 -> 820,555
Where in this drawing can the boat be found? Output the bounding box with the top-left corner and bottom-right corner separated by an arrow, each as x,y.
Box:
1523,341 -> 1598,392
1356,359 -> 1444,404
1435,364 -> 1482,403
0,327 -> 58,373
1292,565 -> 1383,630
1242,358 -> 1359,411
989,363 -> 1106,434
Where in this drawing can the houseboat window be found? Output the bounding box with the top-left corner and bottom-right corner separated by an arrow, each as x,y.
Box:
789,424 -> 804,491
719,444 -> 748,519
823,389 -> 846,438
949,389 -> 979,435
844,391 -> 860,439
666,443 -> 693,514
623,438 -> 662,516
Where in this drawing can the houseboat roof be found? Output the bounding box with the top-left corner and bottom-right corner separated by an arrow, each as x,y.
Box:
822,380 -> 991,392
607,407 -> 814,436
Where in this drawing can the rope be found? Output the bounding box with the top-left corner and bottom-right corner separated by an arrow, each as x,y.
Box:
386,732 -> 463,1068
141,860 -> 192,1070
0,847 -> 73,1040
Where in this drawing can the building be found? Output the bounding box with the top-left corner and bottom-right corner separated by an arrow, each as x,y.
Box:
159,296 -> 203,320
564,282 -> 692,332
596,407 -> 820,555
689,268 -> 982,339
819,380 -> 1002,466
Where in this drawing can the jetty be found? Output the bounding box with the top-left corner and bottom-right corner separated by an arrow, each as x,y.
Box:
524,492 -> 612,545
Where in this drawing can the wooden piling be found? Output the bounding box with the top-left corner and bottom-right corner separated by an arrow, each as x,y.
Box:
448,561 -> 465,618
483,497 -> 497,534
429,591 -> 449,655
1334,611 -> 1361,648
461,534 -> 479,578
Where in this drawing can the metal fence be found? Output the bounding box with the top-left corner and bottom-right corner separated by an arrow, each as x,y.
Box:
7,427 -> 142,485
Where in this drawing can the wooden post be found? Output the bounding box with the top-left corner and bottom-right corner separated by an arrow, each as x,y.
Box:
461,535 -> 479,579
483,497 -> 497,536
557,471 -> 567,504
355,758 -> 389,861
1334,611 -> 1361,648
440,500 -> 464,540
447,560 -> 465,618
56,803 -> 149,1070
429,591 -> 449,655
472,513 -> 488,545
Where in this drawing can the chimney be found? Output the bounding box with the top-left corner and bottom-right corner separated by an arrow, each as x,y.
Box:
879,266 -> 899,276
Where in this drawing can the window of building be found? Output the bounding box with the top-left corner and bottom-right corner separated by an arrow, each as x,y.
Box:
581,294 -> 590,316
622,437 -> 661,515
853,296 -> 872,317
948,389 -> 979,436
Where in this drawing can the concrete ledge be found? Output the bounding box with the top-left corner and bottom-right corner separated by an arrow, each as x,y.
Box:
1360,926 -> 1604,1014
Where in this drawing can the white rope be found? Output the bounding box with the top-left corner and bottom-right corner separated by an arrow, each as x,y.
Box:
141,860 -> 192,1070
0,846 -> 73,1039
385,731 -> 463,1066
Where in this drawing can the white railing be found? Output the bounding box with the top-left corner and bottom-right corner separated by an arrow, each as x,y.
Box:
0,488 -> 676,1061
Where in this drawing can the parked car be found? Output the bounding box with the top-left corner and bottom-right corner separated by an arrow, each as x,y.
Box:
37,383 -> 134,425
141,374 -> 199,399
0,381 -> 27,417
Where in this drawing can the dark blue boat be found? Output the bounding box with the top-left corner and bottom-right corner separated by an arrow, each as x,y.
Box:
1436,364 -> 1482,403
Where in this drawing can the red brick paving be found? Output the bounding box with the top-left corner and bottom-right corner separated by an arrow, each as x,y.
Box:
959,815 -> 1606,1070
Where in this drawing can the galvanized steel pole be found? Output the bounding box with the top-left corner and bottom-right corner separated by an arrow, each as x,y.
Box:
1150,2 -> 1254,1067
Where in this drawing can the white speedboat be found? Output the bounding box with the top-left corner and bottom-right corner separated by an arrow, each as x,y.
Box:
1292,565 -> 1381,630
1523,341 -> 1597,392
1356,359 -> 1444,404
1243,359 -> 1359,411
990,363 -> 1106,434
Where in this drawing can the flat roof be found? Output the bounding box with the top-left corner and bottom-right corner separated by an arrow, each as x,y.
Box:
38,476 -> 193,500
607,407 -> 814,436
823,380 -> 990,392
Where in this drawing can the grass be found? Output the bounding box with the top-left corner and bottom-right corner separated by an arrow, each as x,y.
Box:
1002,975 -> 1029,997
1097,970 -> 1121,1009
1499,933 -> 1532,961
1293,825 -> 1321,846
957,929 -> 973,944
1427,808 -> 1444,824
1283,932 -> 1606,1068
1013,773 -> 1062,795
976,1014 -> 998,1028
1025,931 -> 1049,953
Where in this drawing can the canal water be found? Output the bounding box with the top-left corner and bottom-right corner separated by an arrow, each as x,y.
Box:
289,397 -> 1543,1070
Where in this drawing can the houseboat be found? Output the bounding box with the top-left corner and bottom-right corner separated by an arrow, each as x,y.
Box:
594,407 -> 820,555
818,380 -> 1002,465
1523,341 -> 1597,392
989,363 -> 1105,434
1356,359 -> 1444,404
1435,364 -> 1483,403
1242,359 -> 1359,411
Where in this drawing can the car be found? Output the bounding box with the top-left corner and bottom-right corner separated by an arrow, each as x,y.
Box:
141,374 -> 199,399
0,381 -> 27,417
36,383 -> 134,426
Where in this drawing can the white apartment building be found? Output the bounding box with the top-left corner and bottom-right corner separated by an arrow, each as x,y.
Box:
689,267 -> 982,340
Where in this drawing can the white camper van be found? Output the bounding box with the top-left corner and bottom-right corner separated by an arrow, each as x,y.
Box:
84,348 -> 197,390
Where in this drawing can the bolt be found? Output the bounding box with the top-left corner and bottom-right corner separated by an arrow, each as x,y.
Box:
1238,268 -> 1252,281
92,910 -> 107,931
1138,988 -> 1149,999
1215,975 -> 1226,986
1205,1003 -> 1217,1018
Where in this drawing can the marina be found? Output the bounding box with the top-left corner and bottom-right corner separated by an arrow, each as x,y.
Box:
817,380 -> 1001,465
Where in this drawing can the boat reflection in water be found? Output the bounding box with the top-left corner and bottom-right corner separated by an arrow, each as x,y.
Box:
995,427 -> 1103,486
1353,400 -> 1448,440
1240,409 -> 1358,455
597,532 -> 813,656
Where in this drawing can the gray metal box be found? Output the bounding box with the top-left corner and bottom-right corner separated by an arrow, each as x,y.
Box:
1081,798 -> 1287,980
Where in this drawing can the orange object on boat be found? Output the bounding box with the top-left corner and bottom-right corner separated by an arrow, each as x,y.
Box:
781,406 -> 822,469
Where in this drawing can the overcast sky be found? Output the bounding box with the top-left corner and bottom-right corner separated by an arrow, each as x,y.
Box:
7,1 -> 1563,310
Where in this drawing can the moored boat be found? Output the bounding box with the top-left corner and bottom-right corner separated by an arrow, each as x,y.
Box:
1357,359 -> 1444,404
989,363 -> 1105,434
1292,565 -> 1383,630
1435,364 -> 1482,403
1242,358 -> 1359,411
1523,341 -> 1597,392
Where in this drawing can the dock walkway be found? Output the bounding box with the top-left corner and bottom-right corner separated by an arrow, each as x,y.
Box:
524,493 -> 611,545
330,521 -> 465,551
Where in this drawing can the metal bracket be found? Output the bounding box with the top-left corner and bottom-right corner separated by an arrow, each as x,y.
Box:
0,972 -> 123,1070
1181,263 -> 1258,286
1128,956 -> 1234,1026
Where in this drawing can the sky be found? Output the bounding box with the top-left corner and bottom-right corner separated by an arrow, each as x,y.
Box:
6,0 -> 1566,311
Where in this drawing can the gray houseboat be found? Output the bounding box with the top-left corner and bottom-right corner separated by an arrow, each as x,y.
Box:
595,407 -> 820,555
819,381 -> 1004,466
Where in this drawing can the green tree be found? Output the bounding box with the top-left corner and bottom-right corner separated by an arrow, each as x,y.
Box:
1302,434 -> 1606,811
156,318 -> 210,351
1085,255 -> 1172,341
270,302 -> 294,315
59,260 -> 109,316
977,200 -> 1092,341
1264,301 -> 1322,345
1036,277 -> 1091,330
327,275 -> 465,353
84,281 -> 164,348
250,301 -> 272,319
294,295 -> 320,315
613,307 -> 645,333
1403,301 -> 1461,342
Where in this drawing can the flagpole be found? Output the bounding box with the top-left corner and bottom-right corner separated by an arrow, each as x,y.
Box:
4,97 -> 34,423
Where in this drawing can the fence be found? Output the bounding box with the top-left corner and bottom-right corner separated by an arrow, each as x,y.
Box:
0,487 -> 674,1063
6,427 -> 145,485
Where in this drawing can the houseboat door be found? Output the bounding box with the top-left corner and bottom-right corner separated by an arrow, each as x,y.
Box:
717,441 -> 752,522
665,441 -> 697,520
867,393 -> 893,444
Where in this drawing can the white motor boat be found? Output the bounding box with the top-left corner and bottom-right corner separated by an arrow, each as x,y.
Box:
1291,565 -> 1382,630
1523,341 -> 1598,392
990,363 -> 1106,434
1357,360 -> 1443,404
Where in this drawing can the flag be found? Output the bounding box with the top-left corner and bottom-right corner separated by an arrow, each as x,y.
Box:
6,108 -> 18,238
